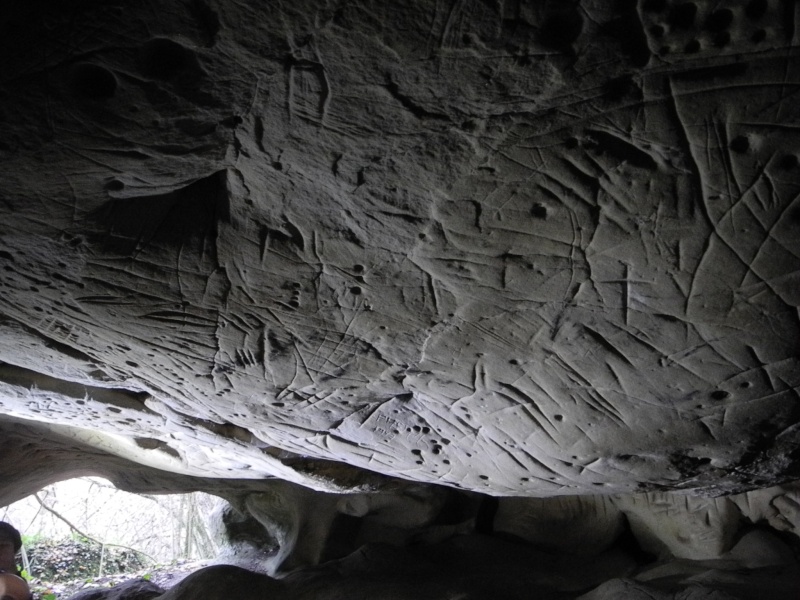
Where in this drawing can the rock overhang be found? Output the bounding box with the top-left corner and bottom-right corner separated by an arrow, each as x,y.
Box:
0,0 -> 798,500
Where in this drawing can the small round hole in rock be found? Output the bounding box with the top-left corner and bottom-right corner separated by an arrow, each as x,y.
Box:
730,135 -> 750,153
705,9 -> 734,33
745,0 -> 768,20
684,39 -> 701,53
221,115 -> 243,128
531,203 -> 548,219
105,179 -> 125,192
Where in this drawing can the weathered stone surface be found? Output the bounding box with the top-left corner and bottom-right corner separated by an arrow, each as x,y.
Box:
1,0 -> 798,498
66,537 -> 800,600
493,495 -> 625,556
1,0 -> 800,595
213,480 -> 800,575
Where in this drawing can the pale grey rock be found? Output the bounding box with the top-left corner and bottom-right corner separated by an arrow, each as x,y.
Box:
493,495 -> 625,555
1,0 -> 798,498
1,0 -> 800,597
731,482 -> 800,535
213,480 -> 457,574
611,492 -> 741,560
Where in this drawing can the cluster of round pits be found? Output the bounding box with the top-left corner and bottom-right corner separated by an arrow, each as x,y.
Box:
287,281 -> 301,310
641,0 -> 781,56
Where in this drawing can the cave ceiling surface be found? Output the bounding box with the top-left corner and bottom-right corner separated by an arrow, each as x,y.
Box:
1,0 -> 799,500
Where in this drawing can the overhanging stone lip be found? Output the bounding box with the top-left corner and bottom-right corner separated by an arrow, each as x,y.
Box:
0,0 -> 798,497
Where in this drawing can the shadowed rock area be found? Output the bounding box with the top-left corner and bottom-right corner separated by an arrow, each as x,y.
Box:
1,0 -> 799,597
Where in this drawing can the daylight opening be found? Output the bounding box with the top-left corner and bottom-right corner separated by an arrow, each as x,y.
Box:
1,478 -> 219,595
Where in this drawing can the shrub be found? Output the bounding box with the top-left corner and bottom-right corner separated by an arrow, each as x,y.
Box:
25,538 -> 145,582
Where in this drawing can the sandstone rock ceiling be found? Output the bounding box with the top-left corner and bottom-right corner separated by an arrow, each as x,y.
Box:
0,0 -> 799,502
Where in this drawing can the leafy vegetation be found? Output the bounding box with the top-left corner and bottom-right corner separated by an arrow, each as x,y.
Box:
3,478 -> 220,599
28,537 -> 146,581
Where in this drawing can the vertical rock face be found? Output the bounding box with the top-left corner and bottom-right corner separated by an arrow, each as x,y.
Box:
0,0 -> 799,500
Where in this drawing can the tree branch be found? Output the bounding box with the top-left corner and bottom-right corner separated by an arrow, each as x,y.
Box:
31,494 -> 157,564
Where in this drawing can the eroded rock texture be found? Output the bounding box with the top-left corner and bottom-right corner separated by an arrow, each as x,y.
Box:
4,4 -> 800,595
1,0 -> 798,498
2,0 -> 800,549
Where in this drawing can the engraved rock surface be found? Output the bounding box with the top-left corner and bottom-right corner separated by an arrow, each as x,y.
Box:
1,0 -> 799,503
5,4 -> 800,596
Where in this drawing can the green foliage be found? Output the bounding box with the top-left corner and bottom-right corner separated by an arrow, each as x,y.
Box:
18,568 -> 31,581
69,532 -> 91,544
21,533 -> 46,546
25,538 -> 144,582
42,594 -> 57,600
142,573 -> 151,581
